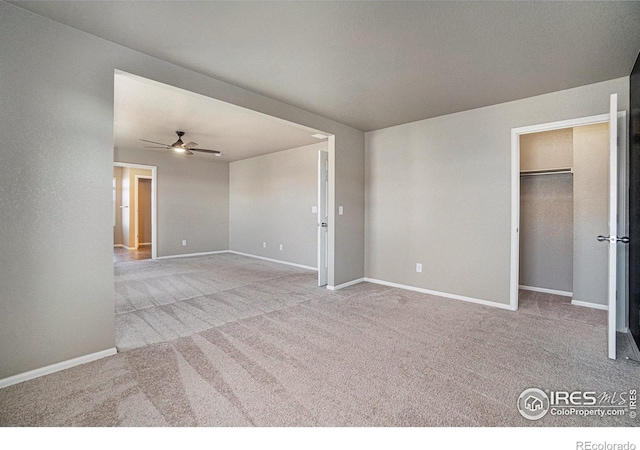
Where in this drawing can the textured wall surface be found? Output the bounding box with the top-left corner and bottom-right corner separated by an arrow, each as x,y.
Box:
519,174 -> 573,292
366,77 -> 628,306
115,149 -> 229,256
230,143 -> 326,268
0,2 -> 364,380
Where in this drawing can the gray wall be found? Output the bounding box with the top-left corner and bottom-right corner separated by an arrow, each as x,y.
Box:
519,175 -> 574,292
0,2 -> 364,380
365,77 -> 628,306
573,123 -> 610,307
519,128 -> 574,293
115,148 -> 229,256
229,143 -> 326,268
520,128 -> 573,171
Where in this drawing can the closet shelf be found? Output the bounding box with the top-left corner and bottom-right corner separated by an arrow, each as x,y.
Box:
520,167 -> 573,177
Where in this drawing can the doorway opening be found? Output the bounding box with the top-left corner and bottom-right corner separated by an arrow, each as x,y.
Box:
518,123 -> 607,307
510,102 -> 628,359
113,162 -> 157,262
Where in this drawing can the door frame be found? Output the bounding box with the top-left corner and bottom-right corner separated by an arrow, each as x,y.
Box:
510,112 -> 628,326
134,175 -> 153,250
318,149 -> 329,286
114,162 -> 158,260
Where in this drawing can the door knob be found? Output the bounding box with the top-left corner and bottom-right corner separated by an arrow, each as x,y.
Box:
597,235 -> 630,243
321,222 -> 328,228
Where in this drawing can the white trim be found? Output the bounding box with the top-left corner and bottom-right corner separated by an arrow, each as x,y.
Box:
114,162 -> 157,260
227,251 -> 317,271
510,127 -> 520,311
317,149 -> 329,287
607,94 -> 618,360
156,250 -> 230,260
364,278 -> 514,311
326,277 -> 365,291
571,299 -> 608,311
0,348 -> 117,389
138,242 -> 151,246
519,285 -> 573,298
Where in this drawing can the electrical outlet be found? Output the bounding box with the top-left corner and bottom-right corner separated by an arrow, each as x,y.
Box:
182,240 -> 187,246
416,263 -> 422,273
263,242 -> 267,248
279,244 -> 283,251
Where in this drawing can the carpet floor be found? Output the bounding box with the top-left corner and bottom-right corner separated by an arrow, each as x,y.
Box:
1,254 -> 638,426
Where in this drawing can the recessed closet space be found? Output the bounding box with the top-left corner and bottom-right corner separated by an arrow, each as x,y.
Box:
519,122 -> 609,311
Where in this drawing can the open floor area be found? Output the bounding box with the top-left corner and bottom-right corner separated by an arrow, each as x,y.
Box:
113,245 -> 152,263
1,254 -> 638,427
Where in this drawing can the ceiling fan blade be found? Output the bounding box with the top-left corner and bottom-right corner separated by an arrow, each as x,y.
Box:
140,139 -> 169,146
184,149 -> 194,156
190,148 -> 222,155
144,146 -> 169,149
184,142 -> 198,148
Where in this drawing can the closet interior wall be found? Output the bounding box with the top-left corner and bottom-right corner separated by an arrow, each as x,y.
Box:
519,124 -> 610,307
520,128 -> 574,294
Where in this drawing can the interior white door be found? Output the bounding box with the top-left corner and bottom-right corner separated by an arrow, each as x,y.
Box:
607,93 -> 618,360
318,150 -> 329,286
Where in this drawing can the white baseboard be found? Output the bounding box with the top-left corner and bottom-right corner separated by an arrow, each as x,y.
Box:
364,278 -> 514,311
327,277 -> 365,291
0,347 -> 117,390
227,251 -> 317,271
138,242 -> 151,246
156,250 -> 229,260
571,299 -> 608,310
519,285 -> 573,297
113,244 -> 132,249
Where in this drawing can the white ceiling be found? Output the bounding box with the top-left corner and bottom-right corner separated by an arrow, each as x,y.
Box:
114,72 -> 323,162
11,1 -> 640,131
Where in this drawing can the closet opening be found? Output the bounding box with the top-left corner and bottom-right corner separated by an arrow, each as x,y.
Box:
518,123 -> 610,316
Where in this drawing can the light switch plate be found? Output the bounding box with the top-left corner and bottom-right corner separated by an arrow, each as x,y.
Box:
338,206 -> 344,215
416,263 -> 422,273
312,206 -> 318,214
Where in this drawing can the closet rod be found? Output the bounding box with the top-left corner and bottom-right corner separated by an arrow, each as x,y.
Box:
520,168 -> 573,177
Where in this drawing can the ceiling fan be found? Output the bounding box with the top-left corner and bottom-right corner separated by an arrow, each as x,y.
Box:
140,131 -> 222,156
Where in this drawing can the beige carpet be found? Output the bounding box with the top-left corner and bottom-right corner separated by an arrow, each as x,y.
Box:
1,254 -> 639,426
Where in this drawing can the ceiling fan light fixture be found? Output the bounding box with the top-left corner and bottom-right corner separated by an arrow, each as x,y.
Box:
171,131 -> 185,149
173,146 -> 186,153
